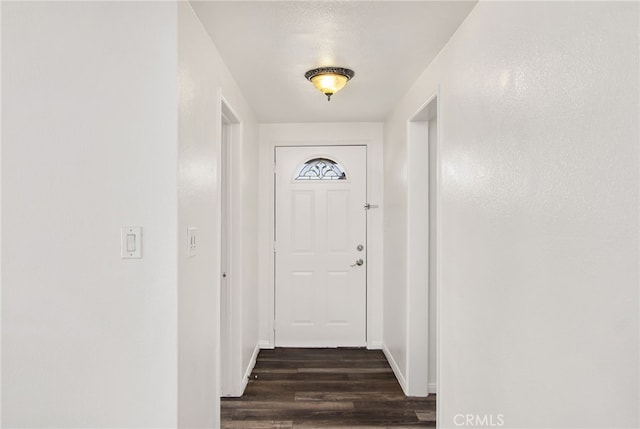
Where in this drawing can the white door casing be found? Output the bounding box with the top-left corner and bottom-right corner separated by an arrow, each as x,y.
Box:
274,146 -> 367,347
220,117 -> 231,396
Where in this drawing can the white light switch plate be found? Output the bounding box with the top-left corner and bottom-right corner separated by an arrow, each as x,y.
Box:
121,226 -> 142,259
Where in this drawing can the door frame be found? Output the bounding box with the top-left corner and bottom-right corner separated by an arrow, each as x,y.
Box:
406,88 -> 441,400
258,123 -> 384,349
218,95 -> 242,397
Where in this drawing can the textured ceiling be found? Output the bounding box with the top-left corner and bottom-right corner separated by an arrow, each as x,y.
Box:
190,1 -> 478,123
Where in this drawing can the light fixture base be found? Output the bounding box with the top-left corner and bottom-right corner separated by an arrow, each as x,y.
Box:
304,67 -> 355,82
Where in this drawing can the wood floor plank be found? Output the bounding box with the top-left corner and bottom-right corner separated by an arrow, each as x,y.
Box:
415,411 -> 436,422
222,400 -> 355,411
221,348 -> 436,428
298,367 -> 393,374
222,421 -> 294,429
300,425 -> 435,428
254,380 -> 402,391
352,399 -> 436,410
295,392 -> 406,402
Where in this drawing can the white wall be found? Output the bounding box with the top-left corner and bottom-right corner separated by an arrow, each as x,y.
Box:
178,2 -> 259,426
0,3 -> 260,427
383,117 -> 408,380
258,123 -> 384,349
405,118 -> 431,396
238,116 -> 260,390
384,1 -> 639,428
2,2 -> 178,427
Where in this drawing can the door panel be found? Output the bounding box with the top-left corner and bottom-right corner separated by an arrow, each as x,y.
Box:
275,146 -> 367,347
327,190 -> 350,252
291,191 -> 315,252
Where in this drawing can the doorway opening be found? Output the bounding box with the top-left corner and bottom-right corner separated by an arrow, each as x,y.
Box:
407,91 -> 439,399
260,124 -> 384,350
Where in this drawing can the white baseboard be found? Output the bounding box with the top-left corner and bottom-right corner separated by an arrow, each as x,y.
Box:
259,340 -> 274,349
428,381 -> 437,394
367,340 -> 383,350
240,343 -> 261,395
382,344 -> 408,395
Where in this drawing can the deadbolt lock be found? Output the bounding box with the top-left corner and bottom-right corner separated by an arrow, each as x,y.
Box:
357,244 -> 364,251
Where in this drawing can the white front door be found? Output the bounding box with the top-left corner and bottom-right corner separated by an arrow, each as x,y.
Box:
275,146 -> 367,347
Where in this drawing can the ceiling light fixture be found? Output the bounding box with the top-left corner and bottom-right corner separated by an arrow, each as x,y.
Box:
304,67 -> 355,101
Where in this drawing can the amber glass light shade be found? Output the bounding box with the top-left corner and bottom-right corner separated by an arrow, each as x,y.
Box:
305,67 -> 354,101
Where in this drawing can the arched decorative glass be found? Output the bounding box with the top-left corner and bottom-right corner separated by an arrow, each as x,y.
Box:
295,157 -> 347,180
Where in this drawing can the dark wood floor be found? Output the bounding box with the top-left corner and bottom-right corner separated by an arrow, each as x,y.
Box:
221,348 -> 436,428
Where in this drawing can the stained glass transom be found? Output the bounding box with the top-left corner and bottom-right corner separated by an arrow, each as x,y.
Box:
295,158 -> 347,180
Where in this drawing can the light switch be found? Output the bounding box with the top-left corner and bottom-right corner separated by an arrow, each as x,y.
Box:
121,226 -> 142,259
187,227 -> 197,257
126,234 -> 136,252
